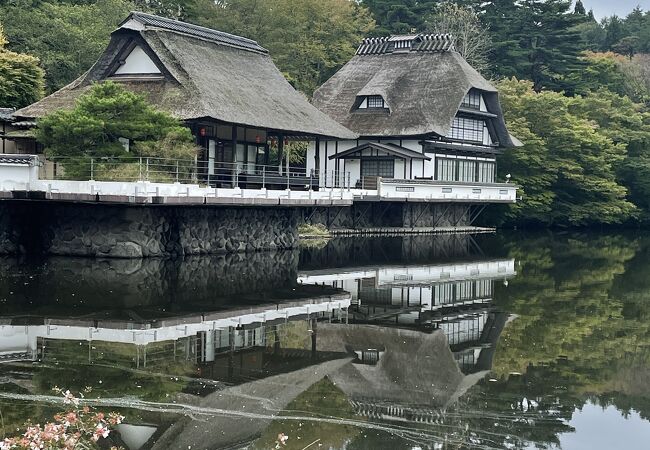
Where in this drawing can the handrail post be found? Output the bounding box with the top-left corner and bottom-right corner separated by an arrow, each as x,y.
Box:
139,157 -> 143,181
262,165 -> 266,189
146,158 -> 150,181
176,160 -> 179,183
309,169 -> 313,191
90,158 -> 94,181
347,172 -> 351,192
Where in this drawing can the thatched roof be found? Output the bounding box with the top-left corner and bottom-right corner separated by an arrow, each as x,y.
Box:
15,12 -> 356,139
313,34 -> 515,145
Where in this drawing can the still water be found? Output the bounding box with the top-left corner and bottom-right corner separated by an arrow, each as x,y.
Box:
1,232 -> 650,449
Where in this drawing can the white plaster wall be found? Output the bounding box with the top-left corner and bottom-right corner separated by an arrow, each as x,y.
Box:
394,159 -> 405,179
115,46 -> 160,74
0,163 -> 38,185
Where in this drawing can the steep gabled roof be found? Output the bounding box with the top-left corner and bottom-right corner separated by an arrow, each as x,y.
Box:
120,11 -> 267,54
313,35 -> 514,146
16,12 -> 356,140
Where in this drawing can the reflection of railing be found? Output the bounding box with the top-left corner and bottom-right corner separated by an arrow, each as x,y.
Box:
42,156 -> 352,191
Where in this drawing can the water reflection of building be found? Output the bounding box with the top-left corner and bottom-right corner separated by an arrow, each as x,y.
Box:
299,258 -> 515,375
0,294 -> 350,372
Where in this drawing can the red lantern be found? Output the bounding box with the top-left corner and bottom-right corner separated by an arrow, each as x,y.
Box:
199,127 -> 206,137
284,138 -> 289,145
255,135 -> 261,144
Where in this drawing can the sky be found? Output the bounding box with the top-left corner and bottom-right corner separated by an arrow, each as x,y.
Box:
583,0 -> 650,20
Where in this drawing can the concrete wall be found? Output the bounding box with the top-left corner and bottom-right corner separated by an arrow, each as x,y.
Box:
0,201 -> 300,258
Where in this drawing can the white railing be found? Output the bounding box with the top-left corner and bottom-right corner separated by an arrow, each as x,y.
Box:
356,178 -> 518,203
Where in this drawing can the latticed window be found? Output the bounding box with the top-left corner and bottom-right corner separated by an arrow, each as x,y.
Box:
436,158 -> 456,182
367,95 -> 385,108
477,161 -> 495,183
458,160 -> 476,182
462,90 -> 482,110
361,159 -> 394,178
448,117 -> 485,143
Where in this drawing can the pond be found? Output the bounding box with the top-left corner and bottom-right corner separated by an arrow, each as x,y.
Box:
1,231 -> 650,449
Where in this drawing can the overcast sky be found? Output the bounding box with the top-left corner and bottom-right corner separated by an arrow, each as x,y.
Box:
583,0 -> 650,19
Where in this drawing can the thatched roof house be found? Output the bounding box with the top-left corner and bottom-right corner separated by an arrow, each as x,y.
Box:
313,34 -> 513,144
16,12 -> 355,141
306,34 -> 519,189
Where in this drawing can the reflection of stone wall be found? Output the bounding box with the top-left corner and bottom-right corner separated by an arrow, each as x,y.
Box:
299,234 -> 475,270
0,251 -> 299,312
0,202 -> 299,258
0,209 -> 20,254
304,202 -> 471,229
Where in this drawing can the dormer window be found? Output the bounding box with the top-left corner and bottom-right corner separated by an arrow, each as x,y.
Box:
462,90 -> 482,110
358,95 -> 386,110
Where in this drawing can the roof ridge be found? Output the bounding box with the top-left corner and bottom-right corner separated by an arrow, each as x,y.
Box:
122,11 -> 268,54
357,33 -> 454,55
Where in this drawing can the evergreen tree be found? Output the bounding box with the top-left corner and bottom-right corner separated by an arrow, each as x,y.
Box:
37,82 -> 196,178
360,0 -> 439,35
515,0 -> 586,92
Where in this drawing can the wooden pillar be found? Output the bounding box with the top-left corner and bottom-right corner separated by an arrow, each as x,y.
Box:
277,133 -> 285,175
231,126 -> 238,187
314,138 -> 321,177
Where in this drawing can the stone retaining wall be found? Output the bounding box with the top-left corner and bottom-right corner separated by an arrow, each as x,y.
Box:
304,202 -> 472,229
0,201 -> 299,258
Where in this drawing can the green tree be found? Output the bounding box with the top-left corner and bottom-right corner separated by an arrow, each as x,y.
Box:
0,22 -> 45,108
360,0 -> 439,35
0,0 -> 132,93
497,78 -> 636,227
205,0 -> 375,95
36,81 -> 196,178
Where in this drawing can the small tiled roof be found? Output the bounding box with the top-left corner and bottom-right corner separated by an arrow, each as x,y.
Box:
329,142 -> 430,160
0,154 -> 38,165
0,108 -> 14,122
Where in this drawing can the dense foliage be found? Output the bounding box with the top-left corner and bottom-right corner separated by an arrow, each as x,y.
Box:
0,23 -> 44,108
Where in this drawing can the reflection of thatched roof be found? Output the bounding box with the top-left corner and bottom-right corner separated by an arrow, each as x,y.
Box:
15,12 -> 356,139
317,324 -> 466,408
313,35 -> 514,144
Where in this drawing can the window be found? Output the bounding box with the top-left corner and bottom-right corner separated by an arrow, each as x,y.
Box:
462,90 -> 482,110
367,95 -> 385,108
361,159 -> 394,178
458,160 -> 476,182
436,158 -> 456,182
477,161 -> 495,183
448,117 -> 485,143
436,157 -> 496,183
